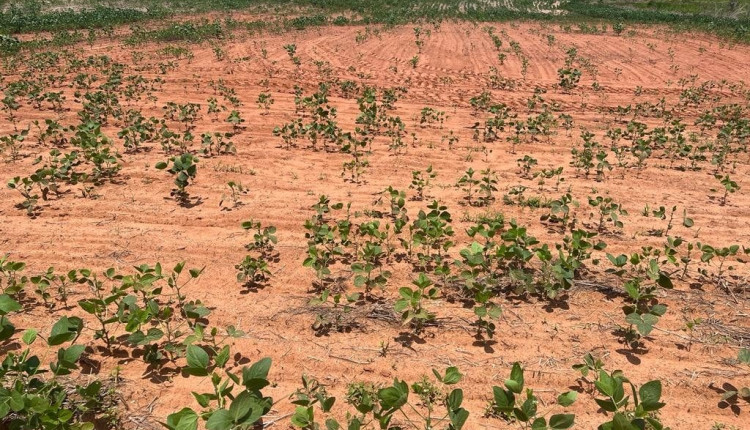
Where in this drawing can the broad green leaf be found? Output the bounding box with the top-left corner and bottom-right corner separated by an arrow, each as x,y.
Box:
378,379 -> 408,410
505,363 -> 524,394
549,413 -> 575,429
0,294 -> 21,314
48,316 -> 83,346
611,413 -> 638,430
228,391 -> 253,422
447,389 -> 463,410
21,329 -> 38,345
595,371 -> 615,397
185,345 -> 209,375
625,313 -> 658,336
291,406 -> 313,428
442,367 -> 462,385
205,409 -> 233,430
449,408 -> 469,430
0,318 -> 15,342
165,408 -> 199,430
531,417 -> 547,430
639,381 -> 664,411
738,348 -> 750,364
492,387 -> 514,412
557,390 -> 578,407
242,357 -> 272,390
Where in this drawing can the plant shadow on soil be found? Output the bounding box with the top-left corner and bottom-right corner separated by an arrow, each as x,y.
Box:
710,382 -> 747,416
165,194 -> 204,208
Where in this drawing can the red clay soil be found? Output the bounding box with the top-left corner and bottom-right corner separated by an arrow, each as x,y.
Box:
1,18 -> 749,429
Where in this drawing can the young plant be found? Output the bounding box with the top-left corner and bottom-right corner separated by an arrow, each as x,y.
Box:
478,168 -> 499,206
606,252 -> 674,348
352,236 -> 391,298
220,181 -> 248,209
201,132 -> 236,157
7,176 -> 42,216
590,367 -> 667,430
166,356 -> 274,430
0,128 -> 28,162
715,174 -> 740,206
0,255 -> 29,296
155,153 -> 199,204
540,193 -> 578,231
242,220 -> 278,257
557,67 -> 581,92
226,110 -> 245,134
410,165 -> 437,201
284,43 -> 301,66
409,55 -> 419,68
534,166 -> 564,191
516,155 -> 537,179
588,195 -> 628,233
489,362 -> 576,430
457,168 -> 479,205
257,92 -> 274,115
395,273 -> 437,333
235,255 -> 271,289
341,131 -> 369,184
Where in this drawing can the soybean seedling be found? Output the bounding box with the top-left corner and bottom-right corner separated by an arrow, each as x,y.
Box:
715,174 -> 740,206
155,154 -> 198,205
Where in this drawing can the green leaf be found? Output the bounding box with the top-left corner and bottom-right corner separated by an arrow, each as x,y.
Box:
505,362 -> 524,394
48,316 -> 83,345
0,294 -> 21,314
321,396 -> 336,413
78,299 -> 100,314
595,398 -> 617,412
650,304 -> 667,317
549,414 -> 575,429
52,344 -> 85,376
595,371 -> 615,397
192,392 -> 210,408
165,408 -> 199,430
60,344 -> 86,363
626,313 -> 659,336
611,413 -> 638,430
378,379 -> 408,411
531,417 -> 547,430
205,409 -> 233,430
241,362 -> 271,390
228,391 -> 254,423
442,367 -> 462,385
738,348 -> 750,364
449,408 -> 469,430
638,381 -> 664,411
21,329 -> 37,345
155,161 -> 168,169
607,254 -> 627,267
447,389 -> 463,410
128,328 -> 164,346
492,387 -> 514,413
557,391 -> 578,407
520,395 -> 537,422
291,406 -> 313,428
185,345 -> 209,375
215,345 -> 231,368
656,272 -> 673,289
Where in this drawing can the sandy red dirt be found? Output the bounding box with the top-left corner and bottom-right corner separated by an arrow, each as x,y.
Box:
1,17 -> 749,429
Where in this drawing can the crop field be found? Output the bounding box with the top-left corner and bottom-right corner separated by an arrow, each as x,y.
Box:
1,1 -> 750,430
